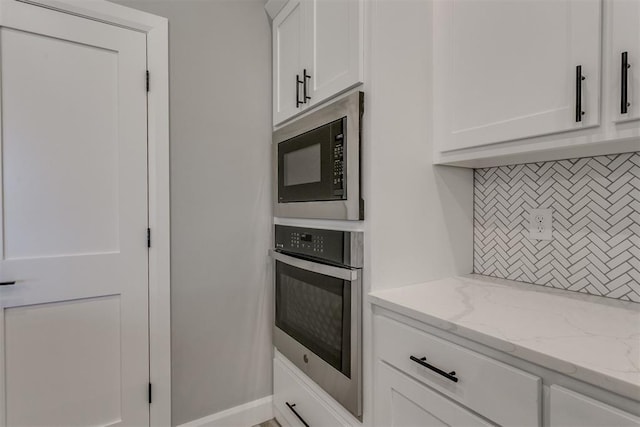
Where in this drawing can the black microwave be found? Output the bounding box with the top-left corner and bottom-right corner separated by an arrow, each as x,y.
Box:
273,92 -> 364,220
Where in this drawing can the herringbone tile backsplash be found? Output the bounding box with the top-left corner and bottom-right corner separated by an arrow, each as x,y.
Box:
474,152 -> 640,302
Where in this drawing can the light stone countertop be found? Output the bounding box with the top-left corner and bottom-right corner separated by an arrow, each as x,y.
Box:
368,274 -> 640,401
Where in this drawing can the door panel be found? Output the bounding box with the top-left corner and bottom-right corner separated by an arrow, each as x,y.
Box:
274,0 -> 304,124
374,361 -> 493,427
390,389 -> 448,426
609,0 -> 640,123
5,297 -> 122,426
308,0 -> 362,105
550,386 -> 640,426
0,1 -> 149,425
434,0 -> 601,152
2,27 -> 119,259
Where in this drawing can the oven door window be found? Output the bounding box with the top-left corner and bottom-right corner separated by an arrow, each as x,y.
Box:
275,260 -> 351,378
277,117 -> 346,203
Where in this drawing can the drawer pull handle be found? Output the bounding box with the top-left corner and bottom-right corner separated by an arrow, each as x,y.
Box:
410,355 -> 459,383
303,69 -> 311,103
296,74 -> 304,108
286,402 -> 310,427
622,51 -> 630,114
575,65 -> 585,122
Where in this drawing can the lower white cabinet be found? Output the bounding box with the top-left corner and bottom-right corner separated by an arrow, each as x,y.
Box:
550,386 -> 640,427
373,314 -> 541,426
373,311 -> 640,427
374,360 -> 493,427
273,351 -> 357,427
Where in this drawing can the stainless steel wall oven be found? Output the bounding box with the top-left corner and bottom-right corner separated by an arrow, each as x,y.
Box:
273,92 -> 364,221
272,225 -> 363,419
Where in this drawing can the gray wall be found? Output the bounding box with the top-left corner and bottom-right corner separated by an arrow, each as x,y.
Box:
109,0 -> 273,424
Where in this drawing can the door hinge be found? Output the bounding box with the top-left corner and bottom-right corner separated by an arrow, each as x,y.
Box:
146,70 -> 150,92
148,382 -> 152,404
147,228 -> 151,248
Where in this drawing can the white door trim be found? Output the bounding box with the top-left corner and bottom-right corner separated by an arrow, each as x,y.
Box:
12,1 -> 171,425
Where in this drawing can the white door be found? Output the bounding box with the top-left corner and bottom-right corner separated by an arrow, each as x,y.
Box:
374,361 -> 493,427
0,1 -> 149,426
608,0 -> 640,123
306,0 -> 363,108
434,0 -> 601,152
273,0 -> 305,125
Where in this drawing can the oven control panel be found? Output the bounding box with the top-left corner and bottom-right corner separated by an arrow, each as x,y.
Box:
275,225 -> 362,267
288,231 -> 325,253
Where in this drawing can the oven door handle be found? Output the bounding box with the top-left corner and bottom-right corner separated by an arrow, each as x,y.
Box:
270,250 -> 359,281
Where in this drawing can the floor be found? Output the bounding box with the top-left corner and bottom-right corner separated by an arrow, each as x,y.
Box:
253,418 -> 281,427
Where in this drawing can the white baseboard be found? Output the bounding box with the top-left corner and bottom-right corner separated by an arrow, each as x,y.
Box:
177,396 -> 274,427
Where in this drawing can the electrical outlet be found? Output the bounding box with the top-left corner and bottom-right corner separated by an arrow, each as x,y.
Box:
529,209 -> 553,241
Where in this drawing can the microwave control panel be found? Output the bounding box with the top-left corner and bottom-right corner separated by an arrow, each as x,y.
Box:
332,126 -> 345,197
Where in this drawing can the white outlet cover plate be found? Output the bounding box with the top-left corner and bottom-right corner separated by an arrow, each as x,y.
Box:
529,208 -> 553,241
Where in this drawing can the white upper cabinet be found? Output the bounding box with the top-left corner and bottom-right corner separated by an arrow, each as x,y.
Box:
607,0 -> 640,124
307,0 -> 363,105
434,0 -> 602,153
272,0 -> 363,126
273,0 -> 305,125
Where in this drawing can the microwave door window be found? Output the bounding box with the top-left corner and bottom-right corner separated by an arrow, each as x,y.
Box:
275,261 -> 351,377
285,144 -> 321,186
277,117 -> 346,203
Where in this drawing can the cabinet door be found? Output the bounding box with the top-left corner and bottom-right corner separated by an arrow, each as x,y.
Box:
306,0 -> 363,107
374,315 -> 541,426
550,386 -> 640,426
374,361 -> 494,427
434,0 -> 601,152
273,0 -> 305,125
608,0 -> 640,123
274,356 -> 351,427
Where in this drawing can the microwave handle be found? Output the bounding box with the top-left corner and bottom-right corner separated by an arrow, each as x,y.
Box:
270,250 -> 358,281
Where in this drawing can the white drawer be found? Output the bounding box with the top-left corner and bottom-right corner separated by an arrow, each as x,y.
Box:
550,386 -> 640,426
374,315 -> 541,426
274,356 -> 352,427
375,360 -> 494,427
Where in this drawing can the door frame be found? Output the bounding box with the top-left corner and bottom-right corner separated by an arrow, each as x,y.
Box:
12,1 -> 171,424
